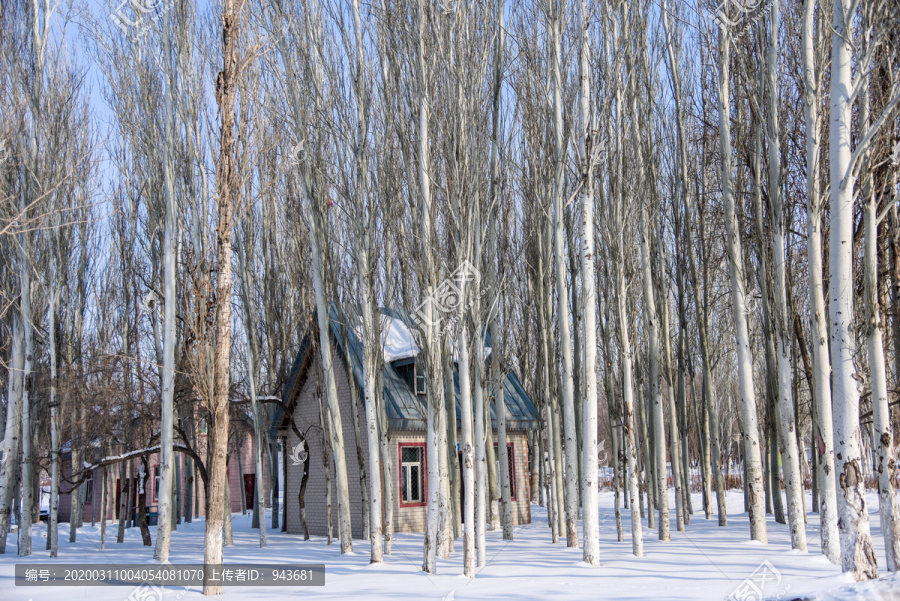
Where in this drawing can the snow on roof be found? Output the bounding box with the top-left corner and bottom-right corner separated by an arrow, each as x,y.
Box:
380,312 -> 493,364
350,313 -> 421,364
380,315 -> 419,363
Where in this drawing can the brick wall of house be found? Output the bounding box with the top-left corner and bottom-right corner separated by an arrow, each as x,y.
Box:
285,350 -> 368,539
510,430 -> 532,526
283,350 -> 533,538
388,429 -> 531,533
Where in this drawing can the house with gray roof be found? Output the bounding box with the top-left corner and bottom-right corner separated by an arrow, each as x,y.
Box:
275,305 -> 538,539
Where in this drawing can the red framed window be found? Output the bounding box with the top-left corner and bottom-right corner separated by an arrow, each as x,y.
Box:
494,442 -> 516,501
399,442 -> 426,507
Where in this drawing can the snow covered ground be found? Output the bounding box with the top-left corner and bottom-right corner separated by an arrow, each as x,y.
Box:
1,490 -> 896,601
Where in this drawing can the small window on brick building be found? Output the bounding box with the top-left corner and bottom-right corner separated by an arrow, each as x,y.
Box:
400,444 -> 425,506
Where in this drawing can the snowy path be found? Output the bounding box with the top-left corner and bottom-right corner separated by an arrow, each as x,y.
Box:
0,491 -> 890,600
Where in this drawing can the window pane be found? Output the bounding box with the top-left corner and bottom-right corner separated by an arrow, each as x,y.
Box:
410,465 -> 420,501
400,445 -> 424,503
401,466 -> 408,501
402,446 -> 421,464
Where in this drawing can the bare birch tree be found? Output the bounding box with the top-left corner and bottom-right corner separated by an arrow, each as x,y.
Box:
827,0 -> 899,578
576,0 -> 600,562
765,0 -> 806,551
800,0 -> 838,562
715,6 -> 763,542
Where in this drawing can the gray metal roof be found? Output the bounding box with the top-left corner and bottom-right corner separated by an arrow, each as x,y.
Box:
328,305 -> 427,430
275,305 -> 538,434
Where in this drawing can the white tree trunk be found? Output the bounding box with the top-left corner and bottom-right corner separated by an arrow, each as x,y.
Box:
618,265 -> 643,557
15,0 -> 50,556
494,342 -> 513,541
459,323 -> 476,578
422,315 -> 445,572
49,286 -> 60,557
298,118 -> 353,557
658,248 -> 685,533
550,386 -> 566,537
537,257 -> 559,544
0,314 -> 23,554
424,346 -> 441,572
348,0 -> 383,564
549,0 -> 578,548
18,232 -> 34,557
801,0 -> 839,563
443,340 -> 458,550
622,310 -> 644,555
604,4 -> 643,554
414,5 -> 442,571
437,375 -> 451,557
360,307 -> 384,561
829,0 -> 877,580
640,210 -> 669,542
543,405 -> 557,541
487,0 -> 511,544
539,224 -> 566,540
717,19 -> 767,544
773,319 -> 807,550
864,189 -> 900,570
474,352 -> 487,566
379,386 -> 394,555
665,364 -> 683,533
153,9 -> 179,560
767,0 -> 806,551
577,0 -> 599,563
309,234 -> 353,555
660,0 -> 702,535
473,219 -> 489,554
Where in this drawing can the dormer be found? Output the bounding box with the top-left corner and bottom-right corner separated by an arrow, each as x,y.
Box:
393,356 -> 428,396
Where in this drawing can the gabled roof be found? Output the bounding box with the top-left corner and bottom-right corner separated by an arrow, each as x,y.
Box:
274,304 -> 538,435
